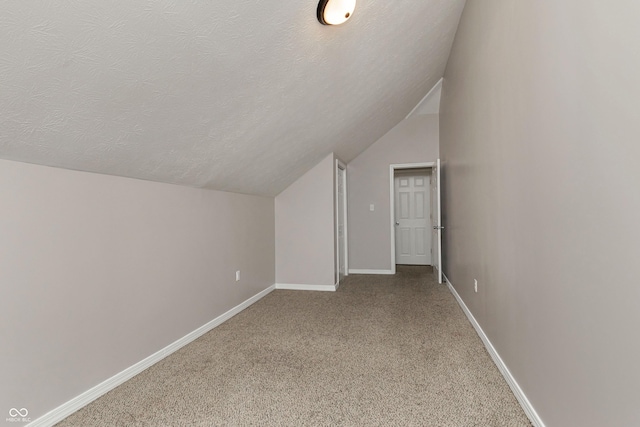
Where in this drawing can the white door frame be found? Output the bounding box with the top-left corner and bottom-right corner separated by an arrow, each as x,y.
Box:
335,159 -> 348,284
433,158 -> 443,284
389,162 -> 435,275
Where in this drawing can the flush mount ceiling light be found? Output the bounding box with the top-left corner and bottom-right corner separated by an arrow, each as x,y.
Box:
317,0 -> 356,25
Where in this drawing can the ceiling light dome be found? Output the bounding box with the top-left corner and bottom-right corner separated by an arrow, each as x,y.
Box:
317,0 -> 356,26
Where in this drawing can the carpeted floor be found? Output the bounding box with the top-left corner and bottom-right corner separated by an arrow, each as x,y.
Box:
56,266 -> 531,426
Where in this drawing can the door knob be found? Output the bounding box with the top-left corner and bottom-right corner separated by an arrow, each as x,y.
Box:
395,221 -> 400,225
433,226 -> 444,230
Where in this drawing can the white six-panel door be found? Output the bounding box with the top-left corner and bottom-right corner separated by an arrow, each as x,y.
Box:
394,170 -> 431,265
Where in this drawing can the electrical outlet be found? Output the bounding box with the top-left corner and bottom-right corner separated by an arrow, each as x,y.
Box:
474,279 -> 478,293
236,271 -> 240,282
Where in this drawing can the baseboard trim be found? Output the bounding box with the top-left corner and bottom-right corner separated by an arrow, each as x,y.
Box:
275,283 -> 337,292
28,284 -> 276,427
348,269 -> 394,275
443,274 -> 545,427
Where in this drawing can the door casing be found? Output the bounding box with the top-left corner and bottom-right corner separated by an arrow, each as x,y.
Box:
335,159 -> 348,284
389,162 -> 436,275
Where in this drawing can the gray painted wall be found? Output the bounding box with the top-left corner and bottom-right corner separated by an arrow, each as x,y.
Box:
440,2 -> 640,426
348,115 -> 439,271
0,159 -> 275,423
275,153 -> 336,286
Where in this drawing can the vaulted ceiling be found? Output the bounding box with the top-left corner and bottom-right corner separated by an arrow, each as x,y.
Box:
1,0 -> 466,196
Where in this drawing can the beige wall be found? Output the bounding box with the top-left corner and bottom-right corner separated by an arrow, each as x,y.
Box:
347,114 -> 439,271
0,159 -> 275,423
275,153 -> 336,286
440,2 -> 640,426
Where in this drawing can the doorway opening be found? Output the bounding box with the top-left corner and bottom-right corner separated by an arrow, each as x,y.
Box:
394,168 -> 431,266
390,161 -> 442,283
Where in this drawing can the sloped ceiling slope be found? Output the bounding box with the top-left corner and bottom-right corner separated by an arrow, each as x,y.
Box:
0,0 -> 465,196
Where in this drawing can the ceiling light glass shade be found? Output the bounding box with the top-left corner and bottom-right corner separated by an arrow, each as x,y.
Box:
318,0 -> 356,25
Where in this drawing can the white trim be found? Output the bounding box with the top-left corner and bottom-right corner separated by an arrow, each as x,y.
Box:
335,159 -> 349,284
444,274 -> 545,427
275,283 -> 338,292
405,78 -> 444,120
343,165 -> 349,277
389,162 -> 436,274
434,158 -> 443,284
348,269 -> 395,275
27,285 -> 276,427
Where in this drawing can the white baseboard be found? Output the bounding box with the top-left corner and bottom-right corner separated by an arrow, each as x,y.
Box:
443,274 -> 545,427
348,269 -> 394,275
28,285 -> 276,427
275,283 -> 337,292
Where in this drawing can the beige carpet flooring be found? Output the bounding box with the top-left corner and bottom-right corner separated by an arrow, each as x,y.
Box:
56,266 -> 531,426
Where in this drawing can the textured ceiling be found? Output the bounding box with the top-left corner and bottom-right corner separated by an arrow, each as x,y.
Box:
0,0 -> 466,196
